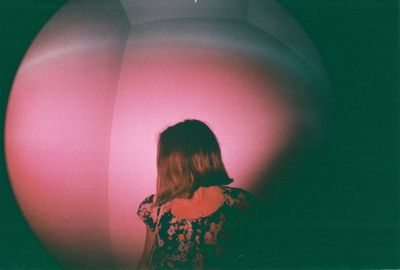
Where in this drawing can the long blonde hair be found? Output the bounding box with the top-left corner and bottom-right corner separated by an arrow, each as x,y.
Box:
155,119 -> 233,206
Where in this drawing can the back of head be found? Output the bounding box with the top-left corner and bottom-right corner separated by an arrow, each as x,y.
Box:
156,119 -> 232,206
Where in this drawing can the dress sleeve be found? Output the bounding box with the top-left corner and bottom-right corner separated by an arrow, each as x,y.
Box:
223,187 -> 258,268
137,194 -> 158,232
238,190 -> 257,215
226,187 -> 257,216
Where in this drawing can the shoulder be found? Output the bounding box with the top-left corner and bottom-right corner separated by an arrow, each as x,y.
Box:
137,194 -> 156,212
137,194 -> 158,231
140,194 -> 156,206
137,194 -> 155,214
221,186 -> 256,210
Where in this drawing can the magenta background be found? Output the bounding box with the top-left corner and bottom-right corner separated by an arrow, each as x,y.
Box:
4,0 -> 327,268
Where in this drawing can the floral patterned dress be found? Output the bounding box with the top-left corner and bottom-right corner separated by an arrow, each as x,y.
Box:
137,185 -> 256,270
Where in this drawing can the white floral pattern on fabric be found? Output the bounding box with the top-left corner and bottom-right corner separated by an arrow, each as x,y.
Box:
136,186 -> 255,269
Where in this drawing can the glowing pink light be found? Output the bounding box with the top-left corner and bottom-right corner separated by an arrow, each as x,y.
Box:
5,0 -> 327,268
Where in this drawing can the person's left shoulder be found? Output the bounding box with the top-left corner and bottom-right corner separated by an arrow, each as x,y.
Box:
221,185 -> 256,211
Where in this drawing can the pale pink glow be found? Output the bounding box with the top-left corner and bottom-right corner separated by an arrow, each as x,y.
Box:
6,43 -> 294,268
4,1 -> 326,269
107,44 -> 295,265
5,49 -> 122,266
6,44 -> 295,268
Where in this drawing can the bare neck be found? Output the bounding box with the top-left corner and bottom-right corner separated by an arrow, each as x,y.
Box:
169,186 -> 224,219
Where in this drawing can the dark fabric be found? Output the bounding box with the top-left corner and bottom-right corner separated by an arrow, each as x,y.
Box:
137,186 -> 256,269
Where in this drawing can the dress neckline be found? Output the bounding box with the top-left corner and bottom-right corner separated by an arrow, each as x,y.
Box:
164,186 -> 229,222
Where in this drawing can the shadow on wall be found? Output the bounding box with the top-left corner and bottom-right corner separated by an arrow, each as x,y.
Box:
4,0 -> 329,268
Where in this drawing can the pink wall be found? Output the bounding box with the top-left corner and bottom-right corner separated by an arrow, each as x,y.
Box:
5,0 -> 129,267
4,0 -> 326,268
107,43 -> 295,266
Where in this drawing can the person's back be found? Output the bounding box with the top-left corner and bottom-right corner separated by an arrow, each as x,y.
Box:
137,185 -> 255,269
136,119 -> 256,269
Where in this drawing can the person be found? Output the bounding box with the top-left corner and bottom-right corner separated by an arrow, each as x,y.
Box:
137,119 -> 256,269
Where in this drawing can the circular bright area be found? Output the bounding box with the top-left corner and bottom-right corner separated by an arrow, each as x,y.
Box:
4,0 -> 327,268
